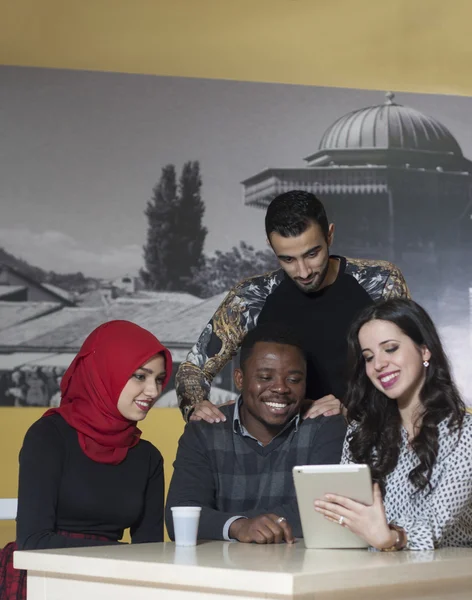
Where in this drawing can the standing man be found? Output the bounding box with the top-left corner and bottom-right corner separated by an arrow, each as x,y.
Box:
176,190 -> 409,423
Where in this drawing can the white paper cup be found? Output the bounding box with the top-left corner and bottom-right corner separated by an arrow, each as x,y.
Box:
171,506 -> 202,547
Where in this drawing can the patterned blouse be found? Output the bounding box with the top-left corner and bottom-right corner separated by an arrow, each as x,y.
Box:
342,413 -> 472,550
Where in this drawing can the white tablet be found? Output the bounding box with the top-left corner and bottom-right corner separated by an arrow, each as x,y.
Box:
293,464 -> 373,549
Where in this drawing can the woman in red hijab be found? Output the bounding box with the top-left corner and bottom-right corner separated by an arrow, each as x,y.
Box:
0,320 -> 172,600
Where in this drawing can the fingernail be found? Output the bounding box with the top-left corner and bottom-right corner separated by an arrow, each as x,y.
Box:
215,419 -> 220,423
222,417 -> 226,422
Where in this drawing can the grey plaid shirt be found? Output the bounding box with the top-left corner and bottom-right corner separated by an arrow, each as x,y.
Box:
165,402 -> 346,540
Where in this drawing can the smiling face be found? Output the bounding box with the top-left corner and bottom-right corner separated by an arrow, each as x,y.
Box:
234,341 -> 306,442
359,319 -> 431,408
269,221 -> 334,293
116,354 -> 167,421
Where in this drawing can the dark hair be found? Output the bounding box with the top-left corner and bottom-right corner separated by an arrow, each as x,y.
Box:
345,298 -> 465,494
265,190 -> 329,241
239,323 -> 307,372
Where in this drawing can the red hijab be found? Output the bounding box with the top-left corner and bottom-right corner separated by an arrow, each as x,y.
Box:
44,320 -> 172,465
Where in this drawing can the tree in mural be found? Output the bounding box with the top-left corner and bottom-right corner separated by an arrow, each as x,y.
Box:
141,164 -> 178,290
190,241 -> 278,298
141,161 -> 207,291
174,161 -> 207,285
142,162 -> 277,296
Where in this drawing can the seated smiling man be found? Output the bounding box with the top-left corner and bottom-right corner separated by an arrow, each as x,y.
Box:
165,324 -> 346,544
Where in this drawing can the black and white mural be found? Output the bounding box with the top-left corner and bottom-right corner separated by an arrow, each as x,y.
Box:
1,66 -> 471,407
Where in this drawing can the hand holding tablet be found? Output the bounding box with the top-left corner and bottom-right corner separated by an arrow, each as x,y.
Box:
314,481 -> 400,551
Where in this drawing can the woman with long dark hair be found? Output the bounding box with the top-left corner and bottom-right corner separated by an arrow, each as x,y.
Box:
314,298 -> 472,550
0,320 -> 172,598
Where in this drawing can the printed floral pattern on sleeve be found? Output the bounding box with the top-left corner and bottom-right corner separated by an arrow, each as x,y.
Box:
344,258 -> 410,301
175,270 -> 284,420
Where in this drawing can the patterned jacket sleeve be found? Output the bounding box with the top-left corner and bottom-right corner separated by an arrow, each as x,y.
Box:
381,264 -> 411,300
344,258 -> 410,302
388,422 -> 472,550
175,271 -> 282,421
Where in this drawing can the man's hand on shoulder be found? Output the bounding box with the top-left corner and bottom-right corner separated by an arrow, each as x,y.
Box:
189,400 -> 235,424
302,394 -> 344,420
229,514 -> 294,544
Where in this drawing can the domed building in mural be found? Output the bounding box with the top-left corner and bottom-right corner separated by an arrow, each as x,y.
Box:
242,92 -> 472,264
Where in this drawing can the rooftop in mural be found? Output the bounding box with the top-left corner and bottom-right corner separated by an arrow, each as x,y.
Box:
242,91 -> 472,208
0,292 -> 227,352
317,92 -> 463,156
0,301 -> 62,331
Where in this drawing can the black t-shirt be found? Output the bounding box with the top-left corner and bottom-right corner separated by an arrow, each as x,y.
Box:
16,413 -> 164,550
258,257 -> 373,402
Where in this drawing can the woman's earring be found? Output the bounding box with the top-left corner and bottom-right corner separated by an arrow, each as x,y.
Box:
423,360 -> 430,368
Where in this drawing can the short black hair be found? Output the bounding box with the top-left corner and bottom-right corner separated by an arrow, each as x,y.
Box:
265,190 -> 329,241
239,323 -> 307,372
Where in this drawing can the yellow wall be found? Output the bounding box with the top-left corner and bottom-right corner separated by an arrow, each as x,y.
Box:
1,0 -> 472,96
2,0 -> 472,545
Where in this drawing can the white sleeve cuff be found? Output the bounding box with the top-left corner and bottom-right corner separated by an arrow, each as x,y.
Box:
223,516 -> 247,541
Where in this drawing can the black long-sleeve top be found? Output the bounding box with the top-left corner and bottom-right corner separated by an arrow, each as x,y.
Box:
16,413 -> 164,550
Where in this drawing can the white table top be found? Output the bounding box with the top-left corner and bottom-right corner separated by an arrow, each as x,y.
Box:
14,541 -> 472,597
